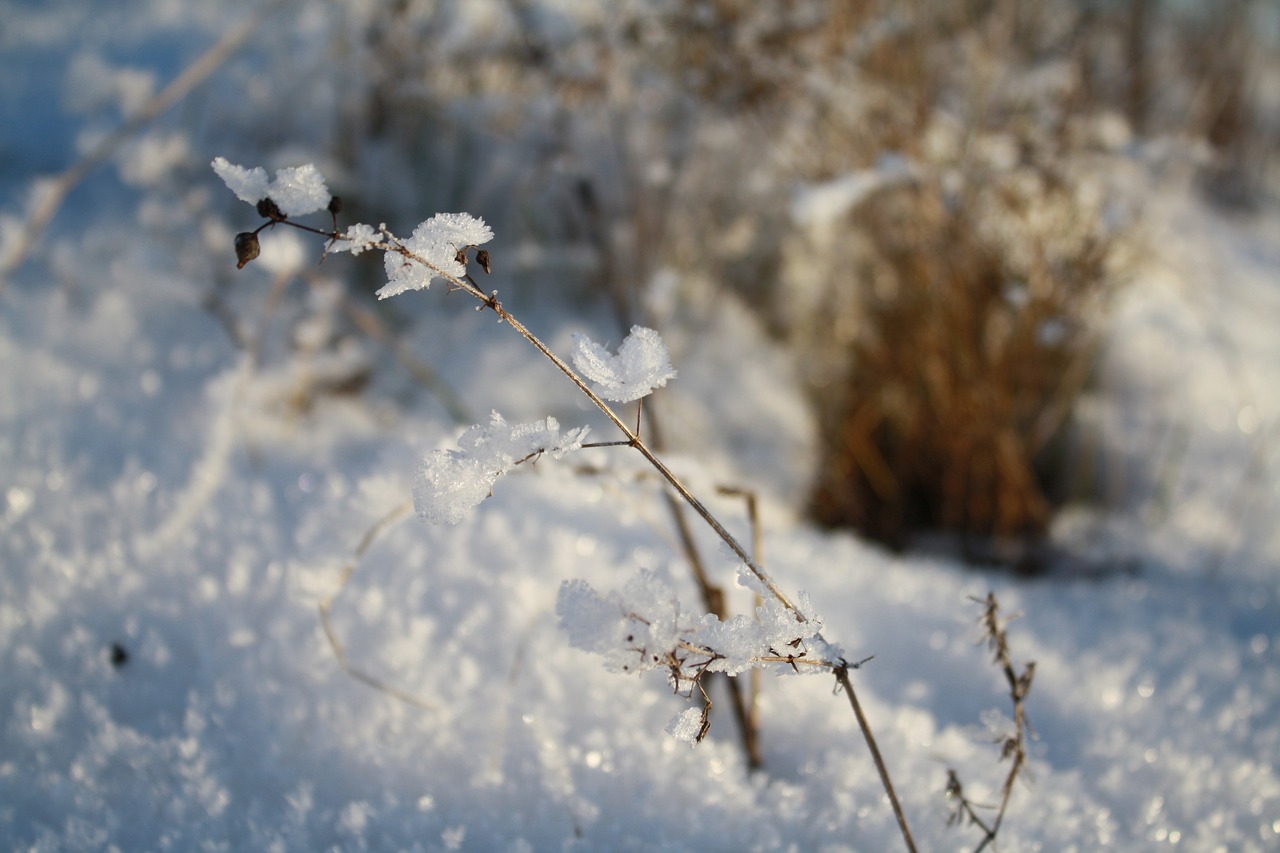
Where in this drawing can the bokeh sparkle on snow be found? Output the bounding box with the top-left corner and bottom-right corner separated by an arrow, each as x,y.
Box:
3,4 -> 1280,852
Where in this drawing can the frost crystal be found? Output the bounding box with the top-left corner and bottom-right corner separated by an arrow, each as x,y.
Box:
570,326 -> 677,403
665,708 -> 706,744
414,412 -> 588,525
556,570 -> 692,674
377,213 -> 494,299
329,223 -> 384,256
211,157 -> 332,216
557,570 -> 842,681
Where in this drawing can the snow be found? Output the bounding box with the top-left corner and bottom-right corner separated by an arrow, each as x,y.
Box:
415,412 -> 589,525
2,3 -> 1280,851
570,325 -> 679,403
377,213 -> 495,299
212,157 -> 332,216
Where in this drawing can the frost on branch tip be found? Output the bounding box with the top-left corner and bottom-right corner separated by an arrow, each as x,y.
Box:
377,212 -> 494,299
414,412 -> 589,525
570,326 -> 677,403
556,570 -> 841,682
328,222 -> 385,256
211,157 -> 331,216
556,570 -> 844,743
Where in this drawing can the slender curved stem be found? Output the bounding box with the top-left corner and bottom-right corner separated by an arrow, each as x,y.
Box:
385,243 -> 803,616
836,666 -> 918,853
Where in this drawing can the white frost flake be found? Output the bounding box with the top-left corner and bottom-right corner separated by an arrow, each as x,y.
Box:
211,157 -> 332,216
570,326 -> 677,403
329,223 -> 385,256
377,213 -> 494,299
414,412 -> 588,525
665,708 -> 706,744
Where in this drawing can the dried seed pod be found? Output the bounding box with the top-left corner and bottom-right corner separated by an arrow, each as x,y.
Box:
455,247 -> 467,267
327,195 -> 343,215
234,232 -> 261,268
256,196 -> 285,221
476,249 -> 491,274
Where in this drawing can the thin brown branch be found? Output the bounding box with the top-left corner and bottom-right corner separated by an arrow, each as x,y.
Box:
948,592 -> 1036,851
318,500 -> 437,710
835,665 -> 919,853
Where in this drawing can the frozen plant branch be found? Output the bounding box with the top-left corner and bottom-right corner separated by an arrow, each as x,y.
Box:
215,159 -> 917,852
946,592 -> 1036,853
318,499 -> 438,711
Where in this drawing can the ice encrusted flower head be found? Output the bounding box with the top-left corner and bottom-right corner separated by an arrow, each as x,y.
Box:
377,213 -> 494,299
570,326 -> 677,403
211,157 -> 332,216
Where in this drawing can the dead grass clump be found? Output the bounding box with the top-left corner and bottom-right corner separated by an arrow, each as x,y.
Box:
809,162 -> 1115,563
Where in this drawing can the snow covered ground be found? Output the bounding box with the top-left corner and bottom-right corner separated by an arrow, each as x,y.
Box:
2,2 -> 1279,850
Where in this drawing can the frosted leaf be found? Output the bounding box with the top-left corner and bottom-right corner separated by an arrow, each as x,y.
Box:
414,453 -> 496,526
211,157 -> 332,216
267,164 -> 331,216
211,157 -> 268,205
377,213 -> 494,299
329,223 -> 384,256
665,707 -> 706,744
556,570 -> 685,675
570,326 -> 677,403
413,412 -> 588,525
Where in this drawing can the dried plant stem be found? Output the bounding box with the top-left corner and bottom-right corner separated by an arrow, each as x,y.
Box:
318,499 -> 437,710
663,489 -> 761,770
948,592 -> 1036,851
836,666 -> 919,853
382,240 -> 918,849
246,224 -> 913,851
716,485 -> 765,754
474,275 -> 916,850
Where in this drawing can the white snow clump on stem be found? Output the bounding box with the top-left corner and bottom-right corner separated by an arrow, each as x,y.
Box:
570,326 -> 677,403
211,157 -> 332,216
415,412 -> 589,525
377,213 -> 494,299
328,222 -> 385,256
556,569 -> 841,743
556,570 -> 838,680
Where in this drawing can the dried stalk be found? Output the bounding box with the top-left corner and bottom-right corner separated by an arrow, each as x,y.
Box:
317,499 -> 437,710
231,211 -> 919,853
947,592 -> 1036,851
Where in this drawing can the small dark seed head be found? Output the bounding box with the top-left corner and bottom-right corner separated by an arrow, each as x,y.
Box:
455,247 -> 467,266
234,232 -> 261,269
327,195 -> 343,215
256,197 -> 285,221
476,249 -> 491,274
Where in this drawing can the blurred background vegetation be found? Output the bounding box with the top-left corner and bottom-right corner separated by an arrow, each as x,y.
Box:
209,0 -> 1278,567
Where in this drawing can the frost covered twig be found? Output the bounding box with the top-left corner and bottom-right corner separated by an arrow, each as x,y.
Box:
946,592 -> 1036,853
215,159 -> 917,852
